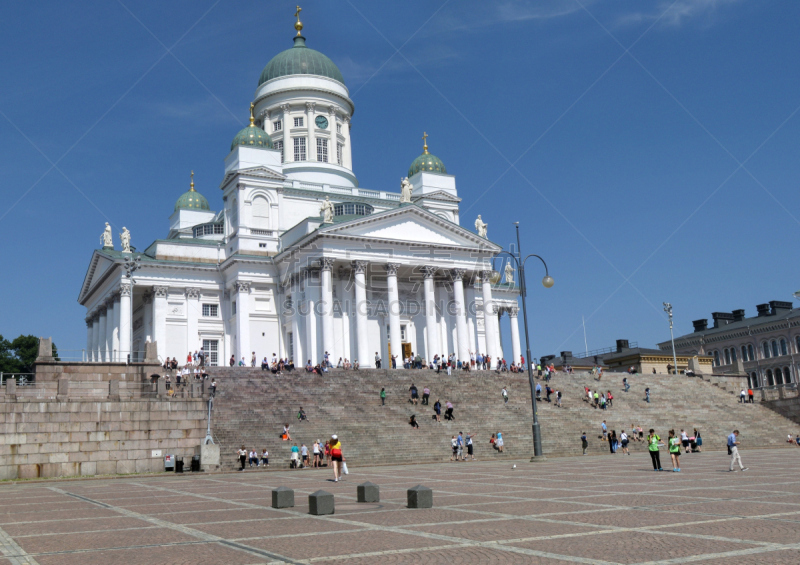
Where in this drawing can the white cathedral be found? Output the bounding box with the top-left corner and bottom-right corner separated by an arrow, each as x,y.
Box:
78,13 -> 523,368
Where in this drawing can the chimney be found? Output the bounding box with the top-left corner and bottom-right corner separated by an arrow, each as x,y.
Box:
711,312 -> 734,329
732,309 -> 745,322
692,319 -> 708,332
769,300 -> 793,315
756,303 -> 771,317
616,339 -> 629,352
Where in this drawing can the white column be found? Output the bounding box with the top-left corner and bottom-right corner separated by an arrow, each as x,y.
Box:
340,277 -> 352,361
510,306 -> 522,365
119,283 -> 132,362
452,269 -> 470,363
496,309 -> 504,361
91,316 -> 100,362
306,102 -> 315,161
437,284 -> 451,356
186,287 -> 200,356
304,271 -> 318,364
86,318 -> 94,362
281,104 -> 292,163
109,295 -> 120,362
423,266 -> 439,362
152,286 -> 169,361
353,261 -> 370,367
320,259 -> 335,363
386,263 -> 402,368
97,305 -> 108,362
481,270 -> 497,359
235,281 -> 251,364
290,277 -> 303,365
344,115 -> 353,169
142,292 -> 153,343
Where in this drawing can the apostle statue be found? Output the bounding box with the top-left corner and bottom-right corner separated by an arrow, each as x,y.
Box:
320,196 -> 334,224
504,261 -> 515,285
475,215 -> 488,238
400,177 -> 413,203
119,227 -> 132,253
100,222 -> 113,248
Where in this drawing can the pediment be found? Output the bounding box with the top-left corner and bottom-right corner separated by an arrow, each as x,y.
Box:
318,206 -> 498,250
412,190 -> 461,202
78,252 -> 117,304
219,166 -> 286,189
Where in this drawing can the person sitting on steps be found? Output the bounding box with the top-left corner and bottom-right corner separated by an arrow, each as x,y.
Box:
409,414 -> 419,429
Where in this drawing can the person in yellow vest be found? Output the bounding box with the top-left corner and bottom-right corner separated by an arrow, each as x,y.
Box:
648,429 -> 663,471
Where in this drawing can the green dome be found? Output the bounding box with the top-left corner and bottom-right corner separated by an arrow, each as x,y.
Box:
231,123 -> 273,151
408,151 -> 447,177
175,188 -> 210,212
258,36 -> 345,86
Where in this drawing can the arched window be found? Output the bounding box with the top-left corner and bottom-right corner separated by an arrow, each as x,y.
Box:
775,368 -> 784,385
741,345 -> 748,362
780,339 -> 788,356
796,335 -> 800,354
731,347 -> 737,363
766,369 -> 774,386
748,344 -> 754,361
772,340 -> 779,358
713,350 -> 720,366
763,342 -> 770,359
750,372 -> 758,388
724,349 -> 731,365
252,196 -> 269,229
784,367 -> 792,384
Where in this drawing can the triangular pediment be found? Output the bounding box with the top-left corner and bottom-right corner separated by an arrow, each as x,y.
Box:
318,206 -> 499,250
78,251 -> 117,304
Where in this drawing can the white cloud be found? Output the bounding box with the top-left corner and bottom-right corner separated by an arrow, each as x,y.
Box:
616,0 -> 740,28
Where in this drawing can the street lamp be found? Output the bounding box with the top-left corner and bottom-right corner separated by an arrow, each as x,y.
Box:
123,253 -> 141,363
494,222 -> 554,461
663,302 -> 678,375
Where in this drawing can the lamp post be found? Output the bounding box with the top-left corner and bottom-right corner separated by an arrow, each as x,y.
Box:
123,254 -> 141,363
495,223 -> 554,461
663,302 -> 678,375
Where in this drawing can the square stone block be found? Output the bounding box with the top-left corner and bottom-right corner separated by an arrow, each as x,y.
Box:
308,490 -> 334,515
407,485 -> 433,508
17,464 -> 39,479
357,481 -> 380,503
272,486 -> 295,509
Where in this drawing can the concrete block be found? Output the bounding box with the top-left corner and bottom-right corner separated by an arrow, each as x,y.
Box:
80,461 -> 97,476
0,465 -> 18,480
116,460 -> 136,474
18,464 -> 40,479
308,490 -> 334,515
201,443 -> 220,470
60,462 -> 80,476
96,461 -> 116,475
357,482 -> 380,503
57,378 -> 70,400
40,463 -> 61,478
407,485 -> 433,509
272,486 -> 295,509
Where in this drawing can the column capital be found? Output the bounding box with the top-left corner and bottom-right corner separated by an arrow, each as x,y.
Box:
306,101 -> 315,112
352,260 -> 369,274
385,262 -> 401,276
422,265 -> 437,279
328,105 -> 336,116
152,285 -> 169,298
119,283 -> 131,297
98,305 -> 108,315
109,293 -> 120,305
281,103 -> 291,113
234,281 -> 251,294
451,268 -> 466,281
509,306 -> 520,318
185,287 -> 201,300
320,257 -> 335,271
86,318 -> 93,327
481,269 -> 494,281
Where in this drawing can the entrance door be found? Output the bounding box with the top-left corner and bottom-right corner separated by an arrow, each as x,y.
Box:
402,343 -> 412,360
202,340 -> 219,366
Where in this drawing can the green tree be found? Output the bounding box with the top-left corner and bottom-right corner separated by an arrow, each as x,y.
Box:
0,335 -> 59,374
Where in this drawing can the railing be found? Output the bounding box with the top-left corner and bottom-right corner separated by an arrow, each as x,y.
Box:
51,350 -> 158,363
760,382 -> 799,401
0,373 -> 35,386
287,180 -> 401,202
250,228 -> 275,236
573,342 -> 639,359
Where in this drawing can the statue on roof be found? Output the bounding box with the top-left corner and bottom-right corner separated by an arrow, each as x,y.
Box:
320,196 -> 334,224
120,227 -> 131,253
100,222 -> 113,249
475,215 -> 488,238
504,261 -> 515,285
400,177 -> 412,203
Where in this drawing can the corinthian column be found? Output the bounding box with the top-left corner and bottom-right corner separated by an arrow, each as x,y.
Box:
320,258 -> 335,363
235,281 -> 251,363
509,306 -> 522,365
119,283 -> 131,362
452,269 -> 470,363
423,266 -> 439,362
353,261 -> 370,367
386,263 -> 402,367
481,270 -> 497,360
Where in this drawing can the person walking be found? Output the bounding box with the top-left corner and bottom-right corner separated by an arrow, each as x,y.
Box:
380,387 -> 386,406
501,386 -> 509,404
422,386 -> 430,405
466,432 -> 476,461
728,430 -> 748,472
693,428 -> 703,452
648,429 -> 663,471
313,440 -> 321,468
581,432 -> 588,455
668,430 -> 681,472
237,445 -> 247,471
748,388 -> 754,403
645,387 -> 651,403
601,420 -> 608,442
450,436 -> 458,461
330,434 -> 344,481
609,431 -> 617,454
496,431 -> 504,453
680,429 -> 690,453
433,399 -> 442,423
620,430 -> 629,455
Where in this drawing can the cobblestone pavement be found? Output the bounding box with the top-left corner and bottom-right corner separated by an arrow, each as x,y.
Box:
2,448 -> 800,564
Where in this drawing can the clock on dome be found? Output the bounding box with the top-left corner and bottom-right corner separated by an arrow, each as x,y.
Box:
315,115 -> 329,129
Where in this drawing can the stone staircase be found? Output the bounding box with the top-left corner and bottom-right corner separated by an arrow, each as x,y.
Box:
207,368 -> 800,471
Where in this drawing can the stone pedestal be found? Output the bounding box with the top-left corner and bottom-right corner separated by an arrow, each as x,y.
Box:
57,378 -> 69,401
357,482 -> 380,503
108,380 -> 120,401
157,378 -> 167,399
200,443 -> 220,472
4,379 -> 15,400
407,485 -> 432,508
36,337 -> 55,362
144,341 -> 159,364
272,486 -> 294,509
309,490 -> 334,515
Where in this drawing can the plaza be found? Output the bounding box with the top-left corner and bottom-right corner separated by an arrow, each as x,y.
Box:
3,448 -> 800,564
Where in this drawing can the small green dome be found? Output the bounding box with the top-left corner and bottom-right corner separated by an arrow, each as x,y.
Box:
175,173 -> 210,212
258,36 -> 345,86
408,152 -> 447,177
231,123 -> 273,152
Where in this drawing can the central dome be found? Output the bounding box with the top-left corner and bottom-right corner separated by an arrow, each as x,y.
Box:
259,36 -> 345,86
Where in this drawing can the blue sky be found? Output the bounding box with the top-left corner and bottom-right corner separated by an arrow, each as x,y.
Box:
1,0 -> 798,359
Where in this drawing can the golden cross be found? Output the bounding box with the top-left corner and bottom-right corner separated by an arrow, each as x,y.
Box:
190,170 -> 194,190
295,5 -> 302,19
294,5 -> 304,36
249,102 -> 255,125
422,131 -> 429,154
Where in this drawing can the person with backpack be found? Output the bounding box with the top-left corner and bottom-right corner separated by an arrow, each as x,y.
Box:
620,430 -> 629,455
668,430 -> 681,472
501,387 -> 509,404
648,429 -> 663,471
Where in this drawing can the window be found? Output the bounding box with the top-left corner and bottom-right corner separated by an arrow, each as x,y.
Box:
776,368 -> 784,385
274,140 -> 284,163
724,349 -> 730,365
763,342 -> 770,359
273,120 -> 282,132
713,350 -> 720,366
336,123 -> 342,134
231,198 -> 238,227
766,369 -> 774,386
730,347 -> 737,363
316,138 -> 328,163
193,223 -> 224,237
797,335 -> 800,354
259,243 -> 267,248
337,142 -> 343,165
772,340 -> 779,358
741,345 -> 748,362
333,202 -> 373,217
294,117 -> 303,128
232,301 -> 236,315
781,338 -> 788,356
785,367 -> 792,384
293,137 -> 306,161
253,196 -> 269,228
202,304 -> 218,317
749,372 -> 758,389
202,340 -> 218,366
748,344 -> 754,361
401,325 -> 407,341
